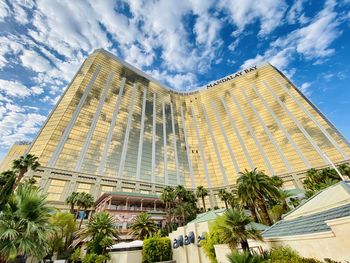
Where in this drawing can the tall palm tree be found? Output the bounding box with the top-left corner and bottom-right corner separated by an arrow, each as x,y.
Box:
66,192 -> 79,215
218,189 -> 230,209
76,192 -> 94,229
49,212 -> 76,259
0,170 -> 16,211
12,154 -> 40,189
0,182 -> 54,261
130,212 -> 158,240
75,212 -> 118,256
160,186 -> 175,228
270,176 -> 284,188
237,169 -> 280,226
175,185 -> 187,202
216,209 -> 262,252
196,186 -> 208,212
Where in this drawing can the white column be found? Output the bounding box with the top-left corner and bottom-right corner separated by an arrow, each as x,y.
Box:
99,77 -> 126,175
49,65 -> 102,167
136,88 -> 147,180
118,83 -> 138,177
76,72 -> 114,171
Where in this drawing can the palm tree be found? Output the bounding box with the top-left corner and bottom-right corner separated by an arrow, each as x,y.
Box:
0,182 -> 54,261
66,192 -> 79,215
216,209 -> 262,252
175,185 -> 187,202
75,212 -> 118,256
160,186 -> 175,229
130,212 -> 158,240
196,186 -> 209,212
237,169 -> 280,226
0,170 -> 16,211
218,189 -> 231,209
12,154 -> 40,189
49,212 -> 76,259
76,192 -> 94,229
270,176 -> 284,188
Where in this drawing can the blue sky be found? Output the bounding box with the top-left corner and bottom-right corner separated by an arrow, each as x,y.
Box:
0,0 -> 350,160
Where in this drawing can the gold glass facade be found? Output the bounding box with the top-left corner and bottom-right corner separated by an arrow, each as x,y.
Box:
26,49 -> 350,195
0,141 -> 30,172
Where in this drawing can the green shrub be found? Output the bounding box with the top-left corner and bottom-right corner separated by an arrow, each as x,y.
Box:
227,251 -> 262,263
82,253 -> 97,263
70,248 -> 81,263
201,218 -> 227,263
268,247 -> 322,263
142,236 -> 172,263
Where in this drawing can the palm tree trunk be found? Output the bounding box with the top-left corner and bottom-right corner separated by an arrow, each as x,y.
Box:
256,198 -> 272,226
224,200 -> 228,209
75,205 -> 82,222
240,240 -> 250,253
202,196 -> 206,211
13,169 -> 27,190
282,199 -> 289,212
70,204 -> 74,214
249,206 -> 259,223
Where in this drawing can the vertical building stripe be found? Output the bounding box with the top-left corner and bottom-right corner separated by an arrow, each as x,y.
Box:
211,101 -> 240,175
191,105 -> 212,188
99,77 -> 126,175
170,102 -> 181,185
48,65 -> 101,167
76,72 -> 114,172
274,76 -> 349,160
151,93 -> 156,184
220,97 -> 255,170
201,103 -> 229,185
240,87 -> 293,172
263,80 -> 328,164
136,88 -> 147,180
118,83 -> 138,177
229,93 -> 274,174
251,83 -> 311,168
162,101 -> 168,184
180,106 -> 195,188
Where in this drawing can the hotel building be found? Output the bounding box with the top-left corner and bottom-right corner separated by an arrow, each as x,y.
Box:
2,49 -> 349,209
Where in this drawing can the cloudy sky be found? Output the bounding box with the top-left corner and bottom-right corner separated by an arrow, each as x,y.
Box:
0,0 -> 350,160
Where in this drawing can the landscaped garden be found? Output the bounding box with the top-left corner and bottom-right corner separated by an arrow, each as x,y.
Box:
0,153 -> 348,262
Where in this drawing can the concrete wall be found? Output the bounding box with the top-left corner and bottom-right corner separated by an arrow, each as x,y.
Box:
109,250 -> 142,263
214,216 -> 350,263
169,222 -> 211,263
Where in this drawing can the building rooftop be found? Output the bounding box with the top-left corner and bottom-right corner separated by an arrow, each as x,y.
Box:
189,208 -> 226,224
263,203 -> 350,238
262,181 -> 350,238
95,191 -> 161,206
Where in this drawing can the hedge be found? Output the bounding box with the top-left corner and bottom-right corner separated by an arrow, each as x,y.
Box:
142,236 -> 172,263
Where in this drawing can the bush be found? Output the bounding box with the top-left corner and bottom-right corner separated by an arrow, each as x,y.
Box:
227,251 -> 262,263
70,248 -> 81,263
268,247 -> 322,263
142,236 -> 172,263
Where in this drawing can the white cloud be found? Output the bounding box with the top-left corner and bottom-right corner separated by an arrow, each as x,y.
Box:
0,79 -> 31,98
300,82 -> 312,96
20,50 -> 53,72
218,0 -> 288,36
0,1 -> 10,21
287,0 -> 310,24
0,110 -> 46,147
0,35 -> 23,68
42,95 -> 60,105
31,86 -> 44,95
241,0 -> 342,71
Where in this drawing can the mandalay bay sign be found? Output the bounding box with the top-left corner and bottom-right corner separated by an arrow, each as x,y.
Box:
206,65 -> 257,88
